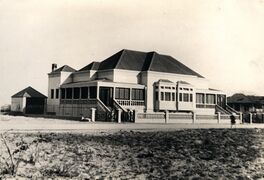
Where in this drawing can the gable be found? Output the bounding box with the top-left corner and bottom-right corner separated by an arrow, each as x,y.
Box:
12,86 -> 47,98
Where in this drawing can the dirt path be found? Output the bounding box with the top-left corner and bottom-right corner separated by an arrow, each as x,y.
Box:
1,115 -> 264,132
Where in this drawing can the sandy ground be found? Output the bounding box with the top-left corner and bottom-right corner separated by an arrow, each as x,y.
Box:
1,115 -> 264,132
1,129 -> 264,179
1,115 -> 264,179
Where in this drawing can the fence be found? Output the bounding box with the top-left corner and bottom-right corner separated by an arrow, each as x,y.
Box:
28,104 -> 244,124
135,111 -> 241,124
242,113 -> 264,124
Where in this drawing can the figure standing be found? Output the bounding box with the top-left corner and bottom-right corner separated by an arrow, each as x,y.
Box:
230,113 -> 236,128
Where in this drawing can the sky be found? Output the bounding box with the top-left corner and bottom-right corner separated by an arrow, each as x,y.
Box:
0,0 -> 264,105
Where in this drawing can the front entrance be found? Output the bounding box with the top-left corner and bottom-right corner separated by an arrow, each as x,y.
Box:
99,87 -> 113,107
217,95 -> 226,108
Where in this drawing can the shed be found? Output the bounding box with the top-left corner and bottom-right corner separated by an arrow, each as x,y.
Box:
11,86 -> 47,114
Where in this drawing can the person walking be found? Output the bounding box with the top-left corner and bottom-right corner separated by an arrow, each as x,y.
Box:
230,113 -> 236,128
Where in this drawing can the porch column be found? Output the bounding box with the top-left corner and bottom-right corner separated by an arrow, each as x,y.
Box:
204,93 -> 206,108
79,87 -> 82,100
130,88 -> 132,106
97,86 -> 100,99
215,94 -> 217,105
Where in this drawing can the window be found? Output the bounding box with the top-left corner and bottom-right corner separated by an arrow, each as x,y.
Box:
161,86 -> 164,89
81,87 -> 88,99
132,89 -> 144,100
165,92 -> 171,101
183,93 -> 189,102
51,89 -> 54,99
155,91 -> 159,101
165,86 -> 171,89
161,92 -> 164,101
73,88 -> 80,99
179,93 -> 182,101
180,88 -> 183,90
66,88 -> 73,99
89,86 -> 97,99
190,94 -> 193,102
172,87 -> 175,90
196,93 -> 204,104
115,88 -> 130,100
206,94 -> 216,104
55,89 -> 59,99
172,93 -> 175,101
61,88 -> 65,99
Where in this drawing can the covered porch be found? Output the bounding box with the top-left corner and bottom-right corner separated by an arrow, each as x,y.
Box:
59,80 -> 146,120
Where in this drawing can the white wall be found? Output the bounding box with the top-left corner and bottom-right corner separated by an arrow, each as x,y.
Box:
113,69 -> 141,84
73,71 -> 90,82
47,74 -> 60,107
141,71 -> 209,112
61,72 -> 73,84
97,70 -> 114,81
11,97 -> 25,112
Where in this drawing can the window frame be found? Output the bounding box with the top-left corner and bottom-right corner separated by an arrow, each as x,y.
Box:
132,88 -> 144,100
51,89 -> 54,99
89,86 -> 97,99
81,87 -> 88,99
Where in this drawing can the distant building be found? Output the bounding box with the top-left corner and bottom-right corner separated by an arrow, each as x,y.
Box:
227,93 -> 264,113
46,49 -> 229,121
11,86 -> 47,114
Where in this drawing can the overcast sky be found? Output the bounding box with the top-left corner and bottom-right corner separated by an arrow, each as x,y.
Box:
0,0 -> 264,105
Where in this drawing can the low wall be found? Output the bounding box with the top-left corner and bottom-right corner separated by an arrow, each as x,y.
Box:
136,112 -> 240,124
136,113 -> 165,123
167,113 -> 193,124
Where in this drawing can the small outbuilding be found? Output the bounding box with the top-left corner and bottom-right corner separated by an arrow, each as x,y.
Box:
11,86 -> 47,114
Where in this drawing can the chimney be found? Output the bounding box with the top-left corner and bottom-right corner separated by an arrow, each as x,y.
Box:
52,63 -> 57,72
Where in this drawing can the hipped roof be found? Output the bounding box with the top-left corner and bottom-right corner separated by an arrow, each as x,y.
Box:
78,49 -> 204,78
227,93 -> 264,104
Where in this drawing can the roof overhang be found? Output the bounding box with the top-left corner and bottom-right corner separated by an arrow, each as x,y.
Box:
61,80 -> 145,89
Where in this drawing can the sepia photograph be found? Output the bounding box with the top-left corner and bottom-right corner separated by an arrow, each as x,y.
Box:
0,0 -> 264,179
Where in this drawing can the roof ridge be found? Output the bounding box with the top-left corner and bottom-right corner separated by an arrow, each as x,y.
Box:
91,61 -> 96,70
147,51 -> 157,71
114,49 -> 126,69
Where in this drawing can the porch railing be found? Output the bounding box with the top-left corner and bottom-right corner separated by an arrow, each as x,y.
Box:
60,99 -> 97,105
116,100 -> 145,106
215,104 -> 231,115
226,105 -> 239,114
113,99 -> 127,112
97,99 -> 111,113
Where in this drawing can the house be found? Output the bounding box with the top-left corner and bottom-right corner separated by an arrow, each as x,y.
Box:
227,93 -> 264,113
47,49 -> 228,121
11,86 -> 47,114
